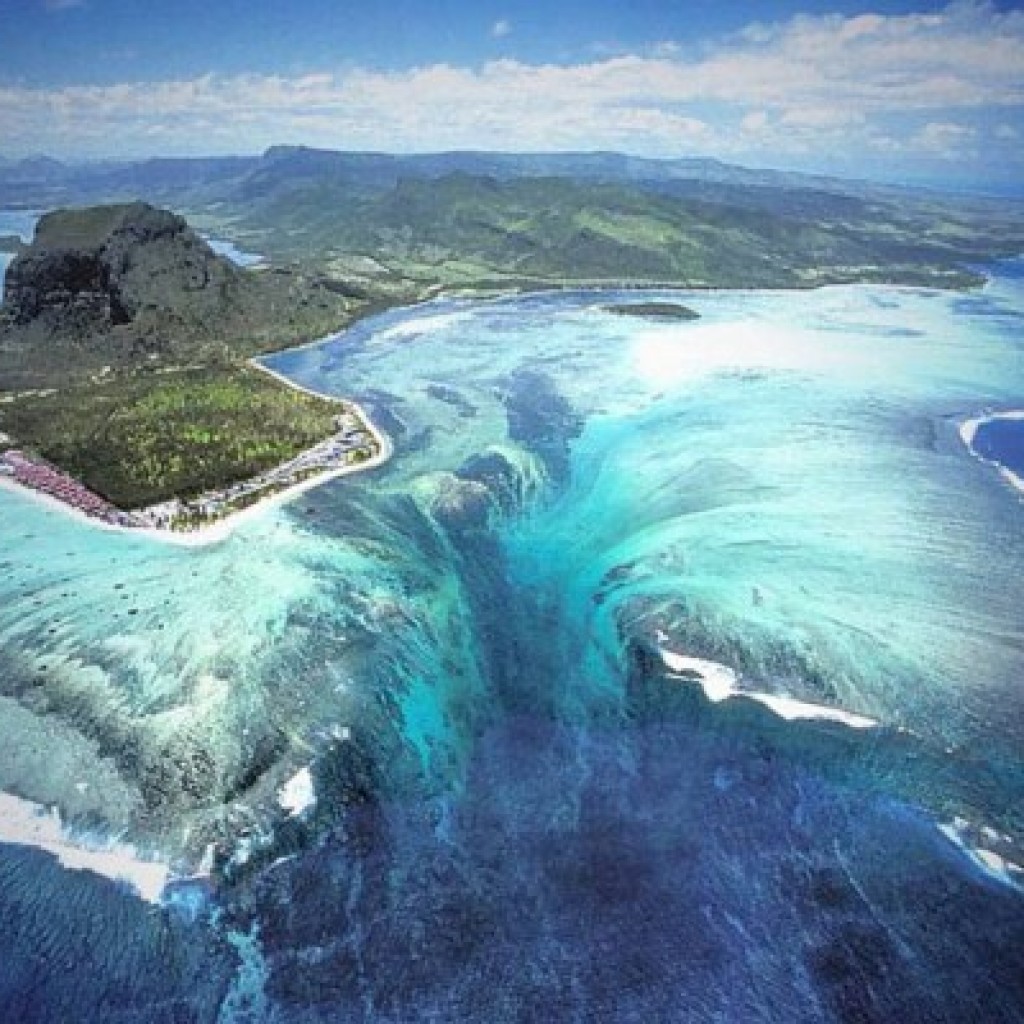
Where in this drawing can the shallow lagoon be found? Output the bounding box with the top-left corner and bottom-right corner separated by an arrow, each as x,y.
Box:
1,267 -> 1023,1021
203,235 -> 265,268
0,209 -> 39,300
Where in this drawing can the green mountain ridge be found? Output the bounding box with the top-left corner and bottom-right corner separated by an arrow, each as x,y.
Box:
3,148 -> 1021,295
235,172 -> 1021,290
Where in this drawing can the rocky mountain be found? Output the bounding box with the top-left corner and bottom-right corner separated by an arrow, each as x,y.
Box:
0,202 -> 352,390
5,203 -> 236,334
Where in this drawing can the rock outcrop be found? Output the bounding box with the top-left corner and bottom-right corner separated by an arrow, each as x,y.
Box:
0,202 -> 351,389
4,203 -> 235,332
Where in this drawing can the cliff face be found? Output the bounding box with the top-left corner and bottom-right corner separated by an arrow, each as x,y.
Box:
0,203 -> 351,390
3,202 -> 238,341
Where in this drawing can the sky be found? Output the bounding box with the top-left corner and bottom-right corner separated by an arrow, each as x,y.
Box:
0,0 -> 1022,186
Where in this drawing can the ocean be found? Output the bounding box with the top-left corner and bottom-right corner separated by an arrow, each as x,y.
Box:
971,415 -> 1024,481
0,265 -> 1022,1021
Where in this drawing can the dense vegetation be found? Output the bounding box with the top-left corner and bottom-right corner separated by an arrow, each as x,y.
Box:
2,150 -> 1022,509
5,148 -> 1022,296
182,151 -> 1024,292
0,366 -> 341,507
0,203 -> 383,509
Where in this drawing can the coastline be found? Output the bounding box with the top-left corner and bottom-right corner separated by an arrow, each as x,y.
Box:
248,355 -> 351,403
0,361 -> 393,547
148,419 -> 392,548
959,409 -> 1024,496
2,269 -> 1010,547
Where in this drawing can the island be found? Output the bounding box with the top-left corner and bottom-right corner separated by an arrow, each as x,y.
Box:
0,202 -> 388,536
603,301 -> 700,321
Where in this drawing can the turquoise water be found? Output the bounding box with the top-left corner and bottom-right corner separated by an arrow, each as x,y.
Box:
204,236 -> 265,267
1,269 -> 1023,1020
0,208 -> 40,244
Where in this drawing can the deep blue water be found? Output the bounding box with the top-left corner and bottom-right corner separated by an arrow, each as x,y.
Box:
1,270 -> 1023,1021
973,417 -> 1024,478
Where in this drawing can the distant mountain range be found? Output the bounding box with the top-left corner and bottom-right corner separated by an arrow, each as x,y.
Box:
2,145 -> 1023,296
2,146 -> 1005,207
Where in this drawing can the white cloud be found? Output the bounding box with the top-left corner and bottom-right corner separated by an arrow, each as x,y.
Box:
741,111 -> 768,135
778,107 -> 866,129
491,19 -> 511,39
2,2 -> 1022,180
913,120 -> 977,156
43,0 -> 86,10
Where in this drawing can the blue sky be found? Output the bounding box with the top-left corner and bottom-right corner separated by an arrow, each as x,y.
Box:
1,0 -> 1023,185
1,0 -> 953,85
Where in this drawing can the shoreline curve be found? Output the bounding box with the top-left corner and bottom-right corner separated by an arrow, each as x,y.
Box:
0,356 -> 392,548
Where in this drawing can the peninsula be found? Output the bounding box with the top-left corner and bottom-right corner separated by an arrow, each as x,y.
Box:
0,202 -> 388,535
3,159 -> 1023,535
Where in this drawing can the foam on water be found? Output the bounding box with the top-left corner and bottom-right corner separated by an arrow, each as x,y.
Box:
277,766 -> 316,817
0,792 -> 169,904
658,648 -> 738,702
659,647 -> 878,728
960,409 -> 1024,495
747,692 -> 878,729
938,818 -> 1024,890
